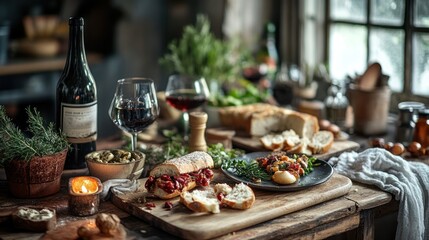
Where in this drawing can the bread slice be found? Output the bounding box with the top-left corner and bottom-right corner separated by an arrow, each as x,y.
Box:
281,130 -> 301,150
308,130 -> 334,154
150,151 -> 214,177
12,207 -> 56,232
222,183 -> 255,210
180,183 -> 255,213
180,188 -> 220,213
214,183 -> 232,196
260,134 -> 284,151
287,137 -> 312,155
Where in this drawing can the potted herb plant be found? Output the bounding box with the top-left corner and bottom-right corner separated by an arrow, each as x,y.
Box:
160,15 -> 241,128
0,106 -> 69,198
159,14 -> 238,89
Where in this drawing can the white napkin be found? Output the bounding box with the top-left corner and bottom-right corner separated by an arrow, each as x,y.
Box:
329,148 -> 429,240
100,179 -> 140,201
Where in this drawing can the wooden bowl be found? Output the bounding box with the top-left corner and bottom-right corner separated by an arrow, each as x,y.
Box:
85,150 -> 145,182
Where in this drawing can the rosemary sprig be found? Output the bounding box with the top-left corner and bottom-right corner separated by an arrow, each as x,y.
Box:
139,130 -> 243,168
0,106 -> 69,164
222,158 -> 271,181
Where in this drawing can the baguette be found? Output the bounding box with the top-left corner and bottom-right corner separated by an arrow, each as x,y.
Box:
145,151 -> 214,199
149,151 -> 214,177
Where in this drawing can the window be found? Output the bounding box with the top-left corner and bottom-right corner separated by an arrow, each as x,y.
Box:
326,0 -> 429,98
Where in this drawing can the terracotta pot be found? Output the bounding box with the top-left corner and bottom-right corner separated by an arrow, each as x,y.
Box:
4,149 -> 67,198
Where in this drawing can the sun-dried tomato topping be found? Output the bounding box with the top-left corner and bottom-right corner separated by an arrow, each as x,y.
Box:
148,168 -> 213,193
217,193 -> 224,202
145,176 -> 156,191
145,202 -> 156,210
164,201 -> 173,210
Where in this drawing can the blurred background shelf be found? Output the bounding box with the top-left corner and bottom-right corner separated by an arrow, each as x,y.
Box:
0,53 -> 101,76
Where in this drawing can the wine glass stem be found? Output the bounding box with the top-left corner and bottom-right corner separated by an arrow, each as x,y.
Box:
183,111 -> 189,141
131,133 -> 138,151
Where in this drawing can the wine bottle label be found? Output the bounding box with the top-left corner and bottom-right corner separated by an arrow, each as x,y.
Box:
60,101 -> 97,143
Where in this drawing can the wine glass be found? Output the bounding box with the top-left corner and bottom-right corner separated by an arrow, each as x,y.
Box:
165,75 -> 210,140
109,78 -> 159,151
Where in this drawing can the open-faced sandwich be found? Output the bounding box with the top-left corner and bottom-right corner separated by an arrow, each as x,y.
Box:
145,151 -> 215,199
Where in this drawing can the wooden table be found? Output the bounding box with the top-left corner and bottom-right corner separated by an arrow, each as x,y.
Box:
0,174 -> 395,240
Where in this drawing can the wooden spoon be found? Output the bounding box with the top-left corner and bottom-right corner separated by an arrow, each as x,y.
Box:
359,62 -> 381,91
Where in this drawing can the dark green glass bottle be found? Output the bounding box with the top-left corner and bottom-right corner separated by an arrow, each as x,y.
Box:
257,22 -> 279,82
56,17 -> 97,169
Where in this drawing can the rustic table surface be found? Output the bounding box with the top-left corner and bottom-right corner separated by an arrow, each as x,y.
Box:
0,132 -> 407,240
0,171 -> 395,240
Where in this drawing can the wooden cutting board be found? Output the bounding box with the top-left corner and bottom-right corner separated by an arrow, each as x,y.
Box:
111,172 -> 352,240
232,136 -> 360,160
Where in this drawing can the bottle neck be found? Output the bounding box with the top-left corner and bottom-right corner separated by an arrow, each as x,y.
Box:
265,30 -> 278,63
64,24 -> 88,71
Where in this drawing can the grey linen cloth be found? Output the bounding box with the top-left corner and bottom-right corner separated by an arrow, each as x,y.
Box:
100,179 -> 140,200
329,148 -> 429,240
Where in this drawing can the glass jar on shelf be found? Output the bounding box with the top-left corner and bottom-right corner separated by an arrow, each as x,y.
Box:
413,108 -> 429,148
324,80 -> 348,129
395,101 -> 425,145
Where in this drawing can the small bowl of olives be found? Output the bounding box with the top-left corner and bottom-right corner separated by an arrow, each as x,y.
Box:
85,149 -> 145,182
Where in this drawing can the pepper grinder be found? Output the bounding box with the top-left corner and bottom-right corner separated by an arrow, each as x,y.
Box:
188,112 -> 208,152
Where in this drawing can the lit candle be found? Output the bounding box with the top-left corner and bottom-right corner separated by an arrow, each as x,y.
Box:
68,176 -> 102,216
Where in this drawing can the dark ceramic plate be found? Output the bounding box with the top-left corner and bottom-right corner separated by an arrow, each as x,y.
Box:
221,152 -> 334,192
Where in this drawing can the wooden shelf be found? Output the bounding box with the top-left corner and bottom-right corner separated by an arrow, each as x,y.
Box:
0,53 -> 102,76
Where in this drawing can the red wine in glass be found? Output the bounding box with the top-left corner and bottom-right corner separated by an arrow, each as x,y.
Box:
166,90 -> 207,111
165,75 -> 210,140
111,102 -> 158,133
109,78 -> 159,151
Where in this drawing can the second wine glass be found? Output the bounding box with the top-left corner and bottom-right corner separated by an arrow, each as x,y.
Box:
109,78 -> 159,151
165,75 -> 210,140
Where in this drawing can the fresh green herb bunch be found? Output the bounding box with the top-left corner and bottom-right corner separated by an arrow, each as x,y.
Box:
207,143 -> 243,168
208,79 -> 270,107
139,130 -> 243,169
159,14 -> 238,84
137,130 -> 189,166
0,106 -> 69,163
304,155 -> 317,174
222,158 -> 271,182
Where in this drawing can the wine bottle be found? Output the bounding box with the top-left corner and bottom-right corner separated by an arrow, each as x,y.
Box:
257,22 -> 279,82
56,17 -> 97,169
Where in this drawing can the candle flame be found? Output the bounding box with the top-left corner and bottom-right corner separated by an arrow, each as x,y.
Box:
71,177 -> 99,194
80,185 -> 89,194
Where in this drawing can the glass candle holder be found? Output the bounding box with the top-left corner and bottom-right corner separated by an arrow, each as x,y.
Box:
68,176 -> 102,216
